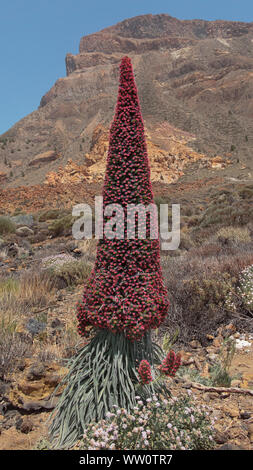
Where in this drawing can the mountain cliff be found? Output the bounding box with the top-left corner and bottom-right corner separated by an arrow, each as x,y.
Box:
0,13 -> 253,202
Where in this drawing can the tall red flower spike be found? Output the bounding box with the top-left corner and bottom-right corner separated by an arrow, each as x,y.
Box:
77,56 -> 169,341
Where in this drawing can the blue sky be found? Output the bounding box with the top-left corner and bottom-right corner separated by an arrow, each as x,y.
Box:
0,0 -> 253,134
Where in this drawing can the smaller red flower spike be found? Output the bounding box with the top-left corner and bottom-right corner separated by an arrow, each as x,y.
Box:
138,359 -> 153,385
158,350 -> 181,377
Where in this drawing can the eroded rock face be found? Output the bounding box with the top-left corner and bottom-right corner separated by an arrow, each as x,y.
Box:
1,14 -> 253,192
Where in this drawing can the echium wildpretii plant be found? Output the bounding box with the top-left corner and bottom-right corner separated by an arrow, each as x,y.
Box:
49,57 -> 170,449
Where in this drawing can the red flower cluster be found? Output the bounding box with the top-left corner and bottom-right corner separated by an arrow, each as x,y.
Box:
77,56 -> 169,341
138,359 -> 153,385
158,350 -> 181,377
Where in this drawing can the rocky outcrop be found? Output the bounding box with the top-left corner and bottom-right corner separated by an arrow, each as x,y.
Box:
45,159 -> 87,186
44,123 -> 213,186
99,14 -> 252,40
7,359 -> 67,411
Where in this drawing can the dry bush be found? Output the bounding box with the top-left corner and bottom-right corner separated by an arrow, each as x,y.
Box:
48,214 -> 77,237
32,242 -> 68,261
36,328 -> 82,362
0,216 -> 16,235
0,271 -> 58,375
0,297 -> 33,379
214,249 -> 253,278
186,215 -> 200,227
38,209 -> 64,222
0,246 -> 8,261
190,225 -> 218,245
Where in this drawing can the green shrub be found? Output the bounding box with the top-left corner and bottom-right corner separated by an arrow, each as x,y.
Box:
34,438 -> 51,450
76,395 -> 215,450
238,186 -> 253,200
0,216 -> 16,235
